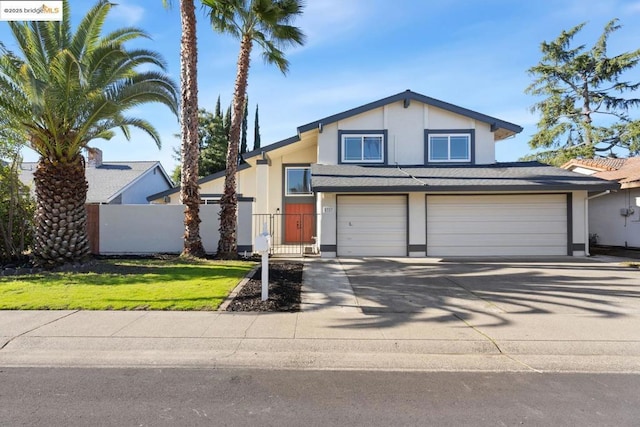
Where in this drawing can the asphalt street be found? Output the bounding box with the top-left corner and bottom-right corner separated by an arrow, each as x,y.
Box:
1,368 -> 639,426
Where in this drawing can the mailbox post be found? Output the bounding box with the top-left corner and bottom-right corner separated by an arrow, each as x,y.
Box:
254,224 -> 271,301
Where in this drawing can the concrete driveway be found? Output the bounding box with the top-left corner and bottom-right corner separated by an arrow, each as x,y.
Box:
338,257 -> 640,357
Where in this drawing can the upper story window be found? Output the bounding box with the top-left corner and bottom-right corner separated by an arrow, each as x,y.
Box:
285,167 -> 312,196
340,132 -> 385,164
425,130 -> 474,163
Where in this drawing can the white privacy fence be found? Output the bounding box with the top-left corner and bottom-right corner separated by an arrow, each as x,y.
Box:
96,202 -> 253,255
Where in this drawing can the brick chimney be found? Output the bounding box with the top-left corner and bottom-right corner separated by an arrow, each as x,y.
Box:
86,147 -> 103,168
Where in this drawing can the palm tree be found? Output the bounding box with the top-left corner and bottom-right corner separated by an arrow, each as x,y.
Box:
202,0 -> 305,259
0,0 -> 178,267
176,0 -> 206,257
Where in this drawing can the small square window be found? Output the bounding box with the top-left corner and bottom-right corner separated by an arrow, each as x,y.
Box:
428,134 -> 470,162
285,167 -> 312,196
341,134 -> 384,163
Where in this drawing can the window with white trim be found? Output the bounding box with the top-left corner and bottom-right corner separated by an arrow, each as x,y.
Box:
341,134 -> 384,163
428,134 -> 471,162
285,167 -> 312,196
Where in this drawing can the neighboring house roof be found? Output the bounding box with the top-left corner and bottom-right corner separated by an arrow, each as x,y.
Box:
562,157 -> 640,189
147,162 -> 252,201
311,162 -> 619,193
239,90 -> 523,163
20,161 -> 173,203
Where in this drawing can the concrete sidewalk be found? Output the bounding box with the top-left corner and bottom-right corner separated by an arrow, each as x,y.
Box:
0,258 -> 639,372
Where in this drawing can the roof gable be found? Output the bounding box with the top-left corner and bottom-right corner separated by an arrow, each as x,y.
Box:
297,90 -> 523,140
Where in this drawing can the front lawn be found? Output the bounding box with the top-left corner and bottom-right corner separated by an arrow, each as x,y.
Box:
0,258 -> 255,310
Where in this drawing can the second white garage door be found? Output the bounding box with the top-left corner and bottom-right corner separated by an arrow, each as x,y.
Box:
427,194 -> 567,256
337,195 -> 407,256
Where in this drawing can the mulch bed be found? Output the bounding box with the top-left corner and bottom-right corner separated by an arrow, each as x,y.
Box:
226,262 -> 303,312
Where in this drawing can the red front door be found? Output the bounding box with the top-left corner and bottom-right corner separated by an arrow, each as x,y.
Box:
284,203 -> 315,243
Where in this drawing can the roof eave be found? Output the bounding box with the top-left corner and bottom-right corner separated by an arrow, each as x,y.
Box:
313,182 -> 620,193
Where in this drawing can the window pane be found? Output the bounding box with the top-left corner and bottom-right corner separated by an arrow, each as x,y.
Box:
287,168 -> 311,195
430,137 -> 449,160
344,137 -> 362,161
363,136 -> 382,161
450,136 -> 469,160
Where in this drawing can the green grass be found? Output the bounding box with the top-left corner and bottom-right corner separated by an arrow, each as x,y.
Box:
0,258 -> 255,310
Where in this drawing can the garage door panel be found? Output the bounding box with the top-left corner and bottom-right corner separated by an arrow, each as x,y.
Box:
428,234 -> 567,246
432,246 -> 566,257
338,196 -> 406,256
427,195 -> 567,256
428,221 -> 566,234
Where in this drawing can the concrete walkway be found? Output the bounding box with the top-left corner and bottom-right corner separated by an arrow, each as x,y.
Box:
0,257 -> 639,372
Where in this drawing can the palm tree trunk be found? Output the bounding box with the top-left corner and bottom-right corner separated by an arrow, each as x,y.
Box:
218,34 -> 252,259
32,156 -> 90,267
179,0 -> 205,257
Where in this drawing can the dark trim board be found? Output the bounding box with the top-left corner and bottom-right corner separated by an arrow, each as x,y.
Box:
572,243 -> 586,251
408,244 -> 426,252
238,245 -> 252,253
567,193 -> 573,256
320,244 -> 337,252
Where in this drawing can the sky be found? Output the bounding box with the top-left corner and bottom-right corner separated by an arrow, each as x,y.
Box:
3,0 -> 640,174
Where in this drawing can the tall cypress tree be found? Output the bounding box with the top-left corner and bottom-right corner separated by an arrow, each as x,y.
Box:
214,95 -> 222,119
223,104 -> 231,141
240,96 -> 248,155
253,104 -> 261,150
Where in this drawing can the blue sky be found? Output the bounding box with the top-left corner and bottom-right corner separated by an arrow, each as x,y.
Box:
4,0 -> 640,172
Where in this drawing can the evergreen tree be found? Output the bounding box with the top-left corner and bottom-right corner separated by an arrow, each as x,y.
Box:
254,104 -> 261,150
524,19 -> 640,165
240,96 -> 248,156
214,95 -> 222,119
223,105 -> 232,141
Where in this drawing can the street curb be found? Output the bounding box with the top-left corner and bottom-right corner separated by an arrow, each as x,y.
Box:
218,265 -> 260,311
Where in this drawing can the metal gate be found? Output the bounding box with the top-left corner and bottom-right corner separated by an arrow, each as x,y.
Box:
253,213 -> 319,256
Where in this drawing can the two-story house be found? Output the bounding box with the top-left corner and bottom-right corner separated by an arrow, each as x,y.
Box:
149,90 -> 618,257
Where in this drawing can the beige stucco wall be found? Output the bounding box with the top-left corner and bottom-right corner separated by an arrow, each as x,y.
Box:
571,191 -> 587,256
408,192 -> 426,256
316,100 -> 496,165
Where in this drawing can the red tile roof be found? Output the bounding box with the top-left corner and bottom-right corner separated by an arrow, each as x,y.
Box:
562,158 -> 640,189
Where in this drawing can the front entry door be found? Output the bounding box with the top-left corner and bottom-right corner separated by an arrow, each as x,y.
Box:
284,203 -> 315,243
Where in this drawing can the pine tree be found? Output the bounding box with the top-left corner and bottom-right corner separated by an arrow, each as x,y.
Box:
525,19 -> 640,164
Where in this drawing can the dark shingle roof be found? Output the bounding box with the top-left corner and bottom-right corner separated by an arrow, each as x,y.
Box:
311,162 -> 619,193
20,161 -> 169,203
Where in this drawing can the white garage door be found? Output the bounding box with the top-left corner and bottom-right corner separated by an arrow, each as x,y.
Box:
427,195 -> 567,256
337,195 -> 407,256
